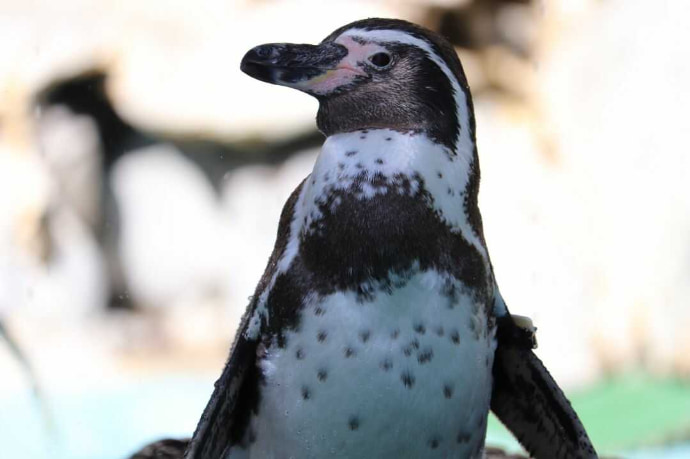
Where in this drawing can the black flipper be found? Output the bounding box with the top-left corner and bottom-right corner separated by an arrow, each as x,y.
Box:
184,180 -> 306,459
491,315 -> 598,459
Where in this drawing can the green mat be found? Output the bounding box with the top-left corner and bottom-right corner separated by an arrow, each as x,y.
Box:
486,373 -> 690,455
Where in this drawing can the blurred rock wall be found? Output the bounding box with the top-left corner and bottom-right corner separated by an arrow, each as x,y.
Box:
1,0 -> 688,390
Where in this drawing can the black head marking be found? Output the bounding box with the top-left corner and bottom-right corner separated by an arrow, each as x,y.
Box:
316,43 -> 460,151
316,18 -> 476,154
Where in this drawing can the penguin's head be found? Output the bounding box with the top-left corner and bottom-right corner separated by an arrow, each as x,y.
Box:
241,18 -> 475,154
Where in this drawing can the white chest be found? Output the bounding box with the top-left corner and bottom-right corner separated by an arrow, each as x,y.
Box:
230,270 -> 496,459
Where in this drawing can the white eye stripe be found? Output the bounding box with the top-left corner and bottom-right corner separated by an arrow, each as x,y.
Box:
338,28 -> 474,164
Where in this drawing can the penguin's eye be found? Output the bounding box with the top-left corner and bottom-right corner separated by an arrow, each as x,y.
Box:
368,52 -> 392,68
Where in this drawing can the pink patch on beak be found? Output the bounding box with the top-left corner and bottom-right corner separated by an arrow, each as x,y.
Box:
294,35 -> 386,95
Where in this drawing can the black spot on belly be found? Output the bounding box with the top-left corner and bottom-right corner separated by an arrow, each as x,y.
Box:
417,348 -> 434,364
295,348 -> 305,360
428,437 -> 440,449
385,137 -> 392,141
345,150 -> 358,157
435,326 -> 445,337
375,158 -> 384,165
443,384 -> 454,399
317,369 -> 328,382
413,323 -> 426,335
401,370 -> 415,388
344,347 -> 357,358
391,329 -> 400,340
348,416 -> 360,431
314,306 -> 324,316
380,358 -> 393,371
359,329 -> 371,343
437,171 -> 443,178
301,386 -> 311,400
317,330 -> 328,342
457,431 -> 471,443
450,329 -> 460,345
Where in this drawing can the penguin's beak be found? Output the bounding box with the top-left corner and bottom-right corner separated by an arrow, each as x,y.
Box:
241,42 -> 365,95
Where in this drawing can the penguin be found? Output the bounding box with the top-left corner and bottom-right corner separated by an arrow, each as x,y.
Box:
36,71 -> 323,311
131,18 -> 597,459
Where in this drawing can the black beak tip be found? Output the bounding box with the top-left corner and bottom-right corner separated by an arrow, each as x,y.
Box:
240,45 -> 282,83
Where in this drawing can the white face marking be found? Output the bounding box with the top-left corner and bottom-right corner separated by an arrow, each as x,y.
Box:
333,35 -> 388,70
337,28 -> 475,165
232,270 -> 495,458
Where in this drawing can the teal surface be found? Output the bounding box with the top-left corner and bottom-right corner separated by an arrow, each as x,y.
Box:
1,376 -> 212,459
2,374 -> 689,458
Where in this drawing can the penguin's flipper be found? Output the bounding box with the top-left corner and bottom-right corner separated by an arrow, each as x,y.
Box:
184,181 -> 306,459
491,316 -> 598,459
185,327 -> 262,459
